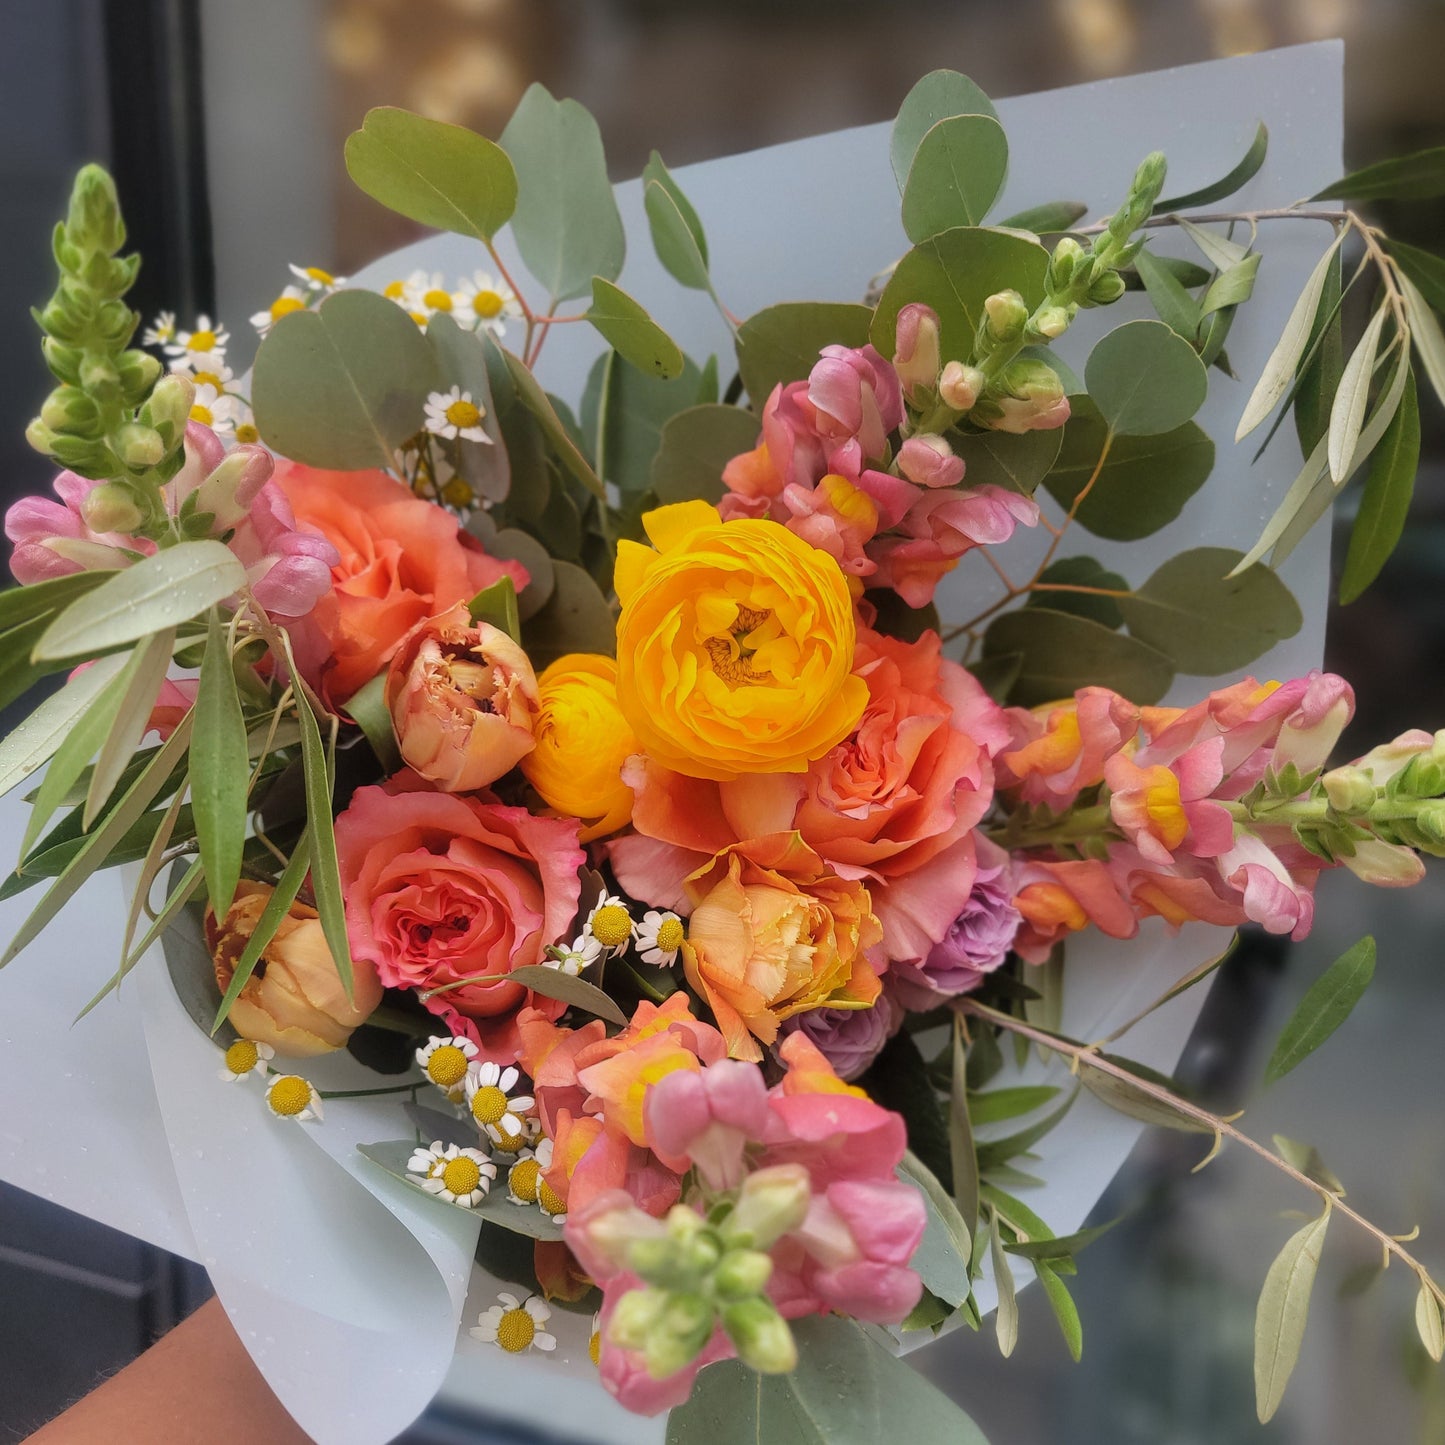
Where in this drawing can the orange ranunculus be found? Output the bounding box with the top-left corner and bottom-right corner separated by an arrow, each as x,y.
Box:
385,603 -> 539,791
207,882 -> 383,1056
521,654 -> 636,841
270,461 -> 528,706
613,500 -> 867,782
680,835 -> 882,1062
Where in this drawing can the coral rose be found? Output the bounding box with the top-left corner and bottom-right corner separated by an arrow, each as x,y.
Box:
335,781 -> 584,1062
613,501 -> 867,782
680,834 -> 882,1062
207,881 -> 382,1056
386,603 -> 539,791
520,654 -> 636,841
270,461 -> 528,705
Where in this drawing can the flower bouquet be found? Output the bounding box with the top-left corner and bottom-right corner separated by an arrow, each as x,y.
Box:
5,40 -> 1445,1444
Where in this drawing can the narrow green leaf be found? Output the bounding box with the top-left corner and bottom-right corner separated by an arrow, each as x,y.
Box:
0,571 -> 111,637
642,176 -> 710,292
35,542 -> 245,660
1084,320 -> 1208,437
1156,121 -> 1268,212
989,1212 -> 1019,1357
951,1020 -> 981,1238
344,106 -> 517,240
1388,238 -> 1445,313
901,113 -> 1009,240
501,349 -> 605,500
1004,1218 -> 1121,1261
192,610 -> 248,917
1034,1260 -> 1084,1361
899,1148 -> 973,1305
586,277 -> 684,379
346,672 -> 402,773
1200,252 -> 1262,317
120,785 -> 188,970
506,964 -> 628,1026
1339,368 -> 1420,604
650,404 -> 759,507
997,200 -> 1087,234
1416,1284 -> 1445,1364
1176,216 -> 1250,271
890,70 -> 998,190
212,838 -> 310,1031
1294,245 -> 1344,457
974,1089 -> 1078,1173
1399,271 -> 1445,407
1328,303 -> 1389,483
1264,936 -> 1376,1085
0,652 -> 127,801
1133,248 -> 1202,340
1255,1205 -> 1331,1422
1271,1136 -> 1346,1195
84,626 -> 175,830
1313,146 -> 1445,203
468,575 -> 522,642
1236,229 -> 1347,440
1077,1063 -> 1213,1134
968,1085 -> 1062,1127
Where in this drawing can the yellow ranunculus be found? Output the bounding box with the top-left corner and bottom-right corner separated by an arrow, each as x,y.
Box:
521,653 -> 636,841
613,501 -> 867,781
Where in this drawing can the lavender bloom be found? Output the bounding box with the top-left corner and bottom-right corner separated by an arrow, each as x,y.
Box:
889,852 -> 1021,1012
780,996 -> 898,1081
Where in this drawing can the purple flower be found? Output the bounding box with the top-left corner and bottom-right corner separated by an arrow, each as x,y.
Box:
889,847 -> 1022,1012
779,997 -> 898,1082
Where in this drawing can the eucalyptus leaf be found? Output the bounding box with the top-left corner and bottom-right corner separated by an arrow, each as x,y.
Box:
890,70 -> 998,190
1133,247 -> 1202,341
344,106 -> 517,240
253,288 -> 440,469
982,607 -> 1173,707
507,964 -> 627,1026
521,560 -> 616,670
952,425 -> 1061,497
0,652 -> 127,802
499,83 -> 624,301
1339,368 -> 1419,604
1328,303 -> 1389,483
1084,320 -> 1209,437
996,200 -> 1087,234
1034,1260 -> 1083,1362
643,177 -> 710,293
583,350 -> 704,495
650,404 -> 759,506
989,1212 -> 1019,1357
1255,1205 -> 1331,1422
899,1149 -> 973,1306
1156,121 -> 1268,212
1118,547 -> 1301,675
1264,936 -> 1375,1085
901,113 -> 1009,241
736,302 -> 873,410
84,625 -> 175,829
1313,146 -> 1445,203
468,575 -> 521,642
586,278 -> 684,379
643,152 -> 708,267
1026,556 -> 1126,629
35,542 -> 245,660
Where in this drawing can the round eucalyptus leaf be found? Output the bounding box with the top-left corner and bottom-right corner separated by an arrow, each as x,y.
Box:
1084,319 -> 1209,436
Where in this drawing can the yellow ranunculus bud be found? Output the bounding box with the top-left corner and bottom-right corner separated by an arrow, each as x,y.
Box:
521,653 -> 637,842
613,502 -> 867,782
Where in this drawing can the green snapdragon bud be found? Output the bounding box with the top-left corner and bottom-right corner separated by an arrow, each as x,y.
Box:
608,1287 -> 670,1352
1415,799 -> 1445,846
144,372 -> 195,434
1087,271 -> 1127,305
1047,236 -> 1087,291
724,1164 -> 811,1250
112,421 -> 165,469
67,164 -> 126,255
81,482 -> 146,535
713,1248 -> 774,1301
1321,766 -> 1377,814
1031,304 -> 1072,340
643,1293 -> 716,1379
40,386 -> 99,435
722,1298 -> 797,1375
982,289 -> 1030,346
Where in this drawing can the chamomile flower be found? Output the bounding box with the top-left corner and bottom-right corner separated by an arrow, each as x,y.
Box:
465,1062 -> 535,1147
408,269 -> 457,321
585,894 -> 635,954
471,1292 -> 556,1354
504,1148 -> 540,1206
416,1035 -> 479,1102
165,314 -> 230,366
288,263 -> 347,293
489,1113 -> 540,1156
264,1073 -> 323,1121
636,910 -> 685,968
230,398 -> 259,447
189,382 -> 241,438
424,386 -> 491,444
532,1139 -> 567,1223
407,1140 -> 496,1207
544,933 -> 602,977
217,1038 -> 273,1083
452,270 -> 521,338
142,310 -> 177,347
249,285 -> 308,336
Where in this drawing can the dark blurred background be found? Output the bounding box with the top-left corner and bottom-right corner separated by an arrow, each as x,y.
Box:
1,1 -> 1443,1441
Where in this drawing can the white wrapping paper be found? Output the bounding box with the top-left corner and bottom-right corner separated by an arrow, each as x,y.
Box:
0,41 -> 1340,1444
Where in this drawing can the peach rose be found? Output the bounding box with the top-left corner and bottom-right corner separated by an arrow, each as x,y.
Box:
385,603 -> 539,791
270,461 -> 528,706
335,781 -> 584,1062
680,835 -> 882,1062
207,882 -> 383,1057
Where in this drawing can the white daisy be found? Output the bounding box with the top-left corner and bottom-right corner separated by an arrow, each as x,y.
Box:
407,1140 -> 496,1207
470,1292 -> 557,1354
424,386 -> 491,444
188,382 -> 241,438
504,1148 -> 539,1206
249,285 -> 308,336
452,269 -> 521,338
465,1062 -> 536,1148
532,1139 -> 567,1224
545,933 -> 603,977
164,314 -> 230,365
230,397 -> 259,447
289,263 -> 347,293
264,1074 -> 322,1122
635,910 -> 685,968
142,310 -> 177,347
217,1038 -> 273,1083
416,1035 -> 479,1102
584,894 -> 635,955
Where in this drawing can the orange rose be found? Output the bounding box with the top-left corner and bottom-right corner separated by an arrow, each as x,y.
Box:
270,461 -> 528,706
680,835 -> 882,1061
207,882 -> 383,1056
385,603 -> 539,791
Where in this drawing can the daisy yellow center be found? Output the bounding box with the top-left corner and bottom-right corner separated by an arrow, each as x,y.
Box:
410,311 -> 428,326
441,1156 -> 483,1197
655,918 -> 684,952
441,477 -> 475,508
538,1178 -> 566,1216
384,280 -> 405,299
190,403 -> 214,427
234,423 -> 259,445
224,1040 -> 259,1075
269,1076 -> 312,1116
472,289 -> 504,318
589,1329 -> 601,1366
470,1084 -> 509,1125
445,399 -> 481,429
305,266 -> 335,285
591,904 -> 632,949
192,369 -> 223,388
270,295 -> 304,322
491,1124 -> 529,1154
424,288 -> 453,311
508,1158 -> 540,1202
426,1045 -> 470,1087
495,1308 -> 535,1353
188,329 -> 217,351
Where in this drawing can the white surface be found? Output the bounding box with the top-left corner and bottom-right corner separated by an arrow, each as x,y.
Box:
0,41 -> 1340,1444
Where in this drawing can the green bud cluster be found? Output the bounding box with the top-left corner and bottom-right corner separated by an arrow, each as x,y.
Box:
26,165 -> 182,535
